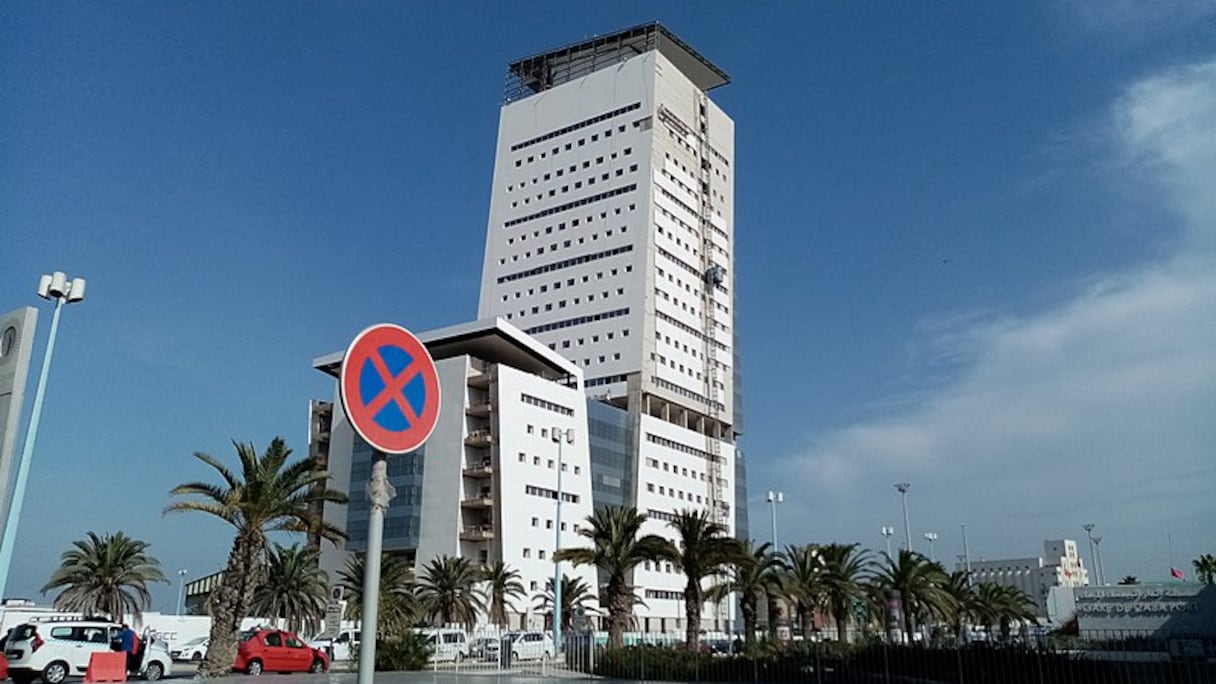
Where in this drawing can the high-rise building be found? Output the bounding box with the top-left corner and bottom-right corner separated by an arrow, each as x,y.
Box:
477,23 -> 741,634
961,539 -> 1090,615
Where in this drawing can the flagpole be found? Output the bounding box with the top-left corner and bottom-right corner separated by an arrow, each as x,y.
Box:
1168,532 -> 1178,581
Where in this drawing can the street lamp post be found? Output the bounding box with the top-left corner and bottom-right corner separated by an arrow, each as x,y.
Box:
766,491 -> 784,549
176,570 -> 188,615
551,426 -> 574,653
961,523 -> 972,584
923,532 -> 938,562
1093,536 -> 1106,586
894,483 -> 912,551
0,272 -> 86,598
880,526 -> 895,559
1082,524 -> 1097,585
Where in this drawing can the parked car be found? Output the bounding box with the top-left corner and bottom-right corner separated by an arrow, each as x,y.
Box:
306,630 -> 359,662
170,636 -> 209,662
4,621 -> 172,684
234,629 -> 328,675
415,629 -> 468,663
507,631 -> 554,661
468,636 -> 499,660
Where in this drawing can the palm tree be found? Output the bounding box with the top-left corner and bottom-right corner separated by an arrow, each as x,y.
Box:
533,574 -> 596,631
250,543 -> 328,634
481,561 -> 525,628
416,555 -> 484,628
778,544 -> 820,638
1192,554 -> 1216,585
971,583 -> 1037,641
940,571 -> 975,642
709,540 -> 783,645
41,531 -> 166,620
165,437 -> 348,678
553,506 -> 670,648
339,552 -> 418,636
663,509 -> 744,648
873,549 -> 952,641
1118,575 -> 1139,585
817,543 -> 872,643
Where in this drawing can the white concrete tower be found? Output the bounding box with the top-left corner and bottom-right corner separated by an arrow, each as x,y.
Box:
478,23 -> 738,636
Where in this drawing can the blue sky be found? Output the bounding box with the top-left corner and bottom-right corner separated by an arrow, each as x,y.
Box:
2,2 -> 1213,611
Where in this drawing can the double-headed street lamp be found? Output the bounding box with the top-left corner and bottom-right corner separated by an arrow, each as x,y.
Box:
1083,524 -> 1098,585
923,532 -> 938,562
880,526 -> 895,558
551,426 -> 574,652
766,491 -> 784,549
0,272 -> 86,598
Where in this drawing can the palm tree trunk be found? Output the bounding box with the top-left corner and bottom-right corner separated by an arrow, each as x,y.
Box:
800,606 -> 814,642
199,533 -> 260,678
607,582 -> 628,649
741,600 -> 757,645
684,583 -> 701,648
836,614 -> 848,644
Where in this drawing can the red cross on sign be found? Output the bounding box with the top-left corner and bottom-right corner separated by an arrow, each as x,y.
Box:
339,324 -> 441,454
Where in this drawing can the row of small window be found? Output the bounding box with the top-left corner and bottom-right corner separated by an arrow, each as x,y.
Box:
656,203 -> 726,249
663,151 -> 730,185
645,457 -> 706,482
645,481 -> 707,504
507,148 -> 634,191
586,374 -> 628,388
513,119 -> 642,164
503,184 -> 638,229
524,484 -> 580,503
504,266 -> 631,299
548,329 -> 625,348
505,206 -> 634,244
645,589 -> 684,600
520,393 -> 574,416
516,451 -> 582,475
505,288 -> 628,319
509,101 -> 641,152
496,244 -> 635,284
645,432 -> 724,465
650,375 -> 725,413
656,311 -> 728,352
508,164 -> 639,209
657,184 -> 727,234
651,351 -> 708,382
528,517 -> 581,532
643,561 -> 681,576
522,309 -> 630,336
499,226 -> 629,265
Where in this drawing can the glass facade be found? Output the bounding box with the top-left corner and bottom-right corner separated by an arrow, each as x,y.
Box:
345,437 -> 426,552
587,399 -> 634,509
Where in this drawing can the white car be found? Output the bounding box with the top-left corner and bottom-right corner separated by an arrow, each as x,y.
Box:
416,629 -> 468,662
507,631 -> 554,661
5,621 -> 173,684
307,630 -> 359,662
169,636 -> 208,662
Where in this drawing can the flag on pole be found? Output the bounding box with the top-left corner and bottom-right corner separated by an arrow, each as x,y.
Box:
1170,568 -> 1184,580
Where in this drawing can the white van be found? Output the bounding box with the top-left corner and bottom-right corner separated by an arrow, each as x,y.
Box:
416,628 -> 468,662
307,630 -> 359,661
5,621 -> 173,684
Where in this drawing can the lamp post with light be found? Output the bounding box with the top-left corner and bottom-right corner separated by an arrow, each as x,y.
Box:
880,526 -> 895,559
894,483 -> 912,551
766,491 -> 784,549
923,532 -> 938,562
551,426 -> 574,653
0,272 -> 86,598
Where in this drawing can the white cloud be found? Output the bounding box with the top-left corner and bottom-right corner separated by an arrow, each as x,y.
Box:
765,59 -> 1216,580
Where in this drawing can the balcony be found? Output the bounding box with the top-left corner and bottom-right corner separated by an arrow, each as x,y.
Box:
467,359 -> 491,388
460,495 -> 494,509
465,401 -> 493,417
459,525 -> 496,541
464,429 -> 493,448
462,460 -> 494,478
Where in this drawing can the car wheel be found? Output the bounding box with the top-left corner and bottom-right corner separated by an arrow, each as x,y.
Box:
144,661 -> 164,681
309,659 -> 325,673
246,659 -> 263,676
42,661 -> 69,684
191,651 -> 203,662
511,650 -> 520,662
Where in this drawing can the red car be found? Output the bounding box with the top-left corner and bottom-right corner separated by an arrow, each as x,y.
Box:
234,630 -> 328,675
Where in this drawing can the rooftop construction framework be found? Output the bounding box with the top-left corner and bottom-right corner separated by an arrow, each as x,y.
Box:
504,22 -> 730,103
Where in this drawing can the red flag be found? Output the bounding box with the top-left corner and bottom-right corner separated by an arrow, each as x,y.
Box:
1171,568 -> 1184,579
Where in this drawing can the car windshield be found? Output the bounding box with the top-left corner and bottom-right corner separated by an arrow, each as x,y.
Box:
12,625 -> 38,641
239,630 -> 258,642
183,637 -> 207,646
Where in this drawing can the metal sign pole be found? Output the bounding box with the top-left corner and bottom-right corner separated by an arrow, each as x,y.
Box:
357,452 -> 395,684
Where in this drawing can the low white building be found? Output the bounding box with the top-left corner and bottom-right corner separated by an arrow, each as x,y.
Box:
962,539 -> 1089,615
312,318 -> 598,630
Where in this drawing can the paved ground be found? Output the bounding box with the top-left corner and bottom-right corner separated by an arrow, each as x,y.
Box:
170,673 -> 606,684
